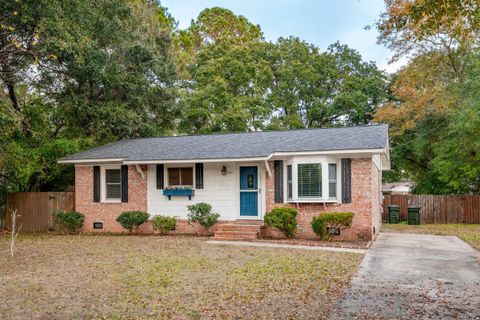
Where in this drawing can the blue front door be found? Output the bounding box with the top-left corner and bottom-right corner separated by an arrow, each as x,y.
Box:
240,166 -> 258,217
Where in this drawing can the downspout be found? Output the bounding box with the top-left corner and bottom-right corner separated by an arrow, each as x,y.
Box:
135,164 -> 145,180
264,153 -> 274,178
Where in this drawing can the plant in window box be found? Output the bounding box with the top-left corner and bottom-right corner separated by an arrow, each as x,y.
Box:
163,185 -> 195,200
164,185 -> 194,190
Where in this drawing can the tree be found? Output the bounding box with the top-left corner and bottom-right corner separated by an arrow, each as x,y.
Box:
374,0 -> 480,193
180,41 -> 272,133
266,39 -> 387,129
173,7 -> 263,78
377,0 -> 480,73
431,49 -> 480,193
0,0 -> 177,194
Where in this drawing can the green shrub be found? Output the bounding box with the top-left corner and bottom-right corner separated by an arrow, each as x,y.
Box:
311,212 -> 354,241
116,210 -> 150,233
187,202 -> 219,229
152,215 -> 177,234
53,210 -> 85,234
263,207 -> 298,238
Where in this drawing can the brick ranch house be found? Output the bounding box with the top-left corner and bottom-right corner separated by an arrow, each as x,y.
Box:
59,125 -> 390,241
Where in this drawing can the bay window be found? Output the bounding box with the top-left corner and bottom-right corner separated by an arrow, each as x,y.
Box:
287,165 -> 293,199
328,163 -> 337,198
297,163 -> 322,198
285,159 -> 340,202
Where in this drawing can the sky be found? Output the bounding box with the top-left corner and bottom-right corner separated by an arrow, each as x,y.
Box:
162,0 -> 406,73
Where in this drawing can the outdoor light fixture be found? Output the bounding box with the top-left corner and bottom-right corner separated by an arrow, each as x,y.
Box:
221,165 -> 227,175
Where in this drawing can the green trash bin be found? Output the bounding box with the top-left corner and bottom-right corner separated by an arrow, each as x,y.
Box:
388,205 -> 400,224
408,206 -> 421,225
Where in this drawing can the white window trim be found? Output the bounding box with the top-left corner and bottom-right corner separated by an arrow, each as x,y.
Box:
101,165 -> 122,203
283,156 -> 341,203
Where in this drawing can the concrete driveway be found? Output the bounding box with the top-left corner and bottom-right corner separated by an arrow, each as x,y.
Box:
332,232 -> 480,319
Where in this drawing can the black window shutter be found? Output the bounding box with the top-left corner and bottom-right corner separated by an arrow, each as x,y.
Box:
93,166 -> 100,202
156,164 -> 164,189
195,163 -> 204,189
274,160 -> 284,203
121,165 -> 128,202
341,159 -> 352,203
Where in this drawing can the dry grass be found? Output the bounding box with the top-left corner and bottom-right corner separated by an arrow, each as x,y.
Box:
0,235 -> 362,320
383,223 -> 480,250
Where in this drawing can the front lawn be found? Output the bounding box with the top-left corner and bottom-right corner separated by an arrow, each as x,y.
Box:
0,235 -> 362,319
383,223 -> 480,250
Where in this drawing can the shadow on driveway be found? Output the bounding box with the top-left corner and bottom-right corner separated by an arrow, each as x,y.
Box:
332,232 -> 480,319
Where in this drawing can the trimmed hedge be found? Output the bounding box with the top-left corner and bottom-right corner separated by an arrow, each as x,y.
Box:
152,215 -> 177,234
263,207 -> 298,238
187,202 -> 219,229
116,210 -> 150,233
53,210 -> 85,234
311,212 -> 354,241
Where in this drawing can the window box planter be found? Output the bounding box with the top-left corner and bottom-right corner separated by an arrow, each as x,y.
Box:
162,188 -> 195,200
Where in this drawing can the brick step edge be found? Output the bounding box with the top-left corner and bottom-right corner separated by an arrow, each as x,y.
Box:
216,225 -> 262,231
214,231 -> 258,237
211,237 -> 257,242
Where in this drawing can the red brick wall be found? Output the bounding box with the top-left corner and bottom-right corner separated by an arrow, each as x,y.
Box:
371,160 -> 382,240
265,158 -> 376,241
75,165 -> 226,234
75,165 -> 148,233
76,159 -> 382,241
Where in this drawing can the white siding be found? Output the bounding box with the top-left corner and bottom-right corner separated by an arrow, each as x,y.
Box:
147,162 -> 265,220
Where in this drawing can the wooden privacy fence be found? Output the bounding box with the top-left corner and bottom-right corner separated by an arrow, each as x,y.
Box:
4,192 -> 75,232
383,194 -> 480,224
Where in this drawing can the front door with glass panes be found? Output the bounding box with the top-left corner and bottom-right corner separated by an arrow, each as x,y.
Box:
239,166 -> 258,217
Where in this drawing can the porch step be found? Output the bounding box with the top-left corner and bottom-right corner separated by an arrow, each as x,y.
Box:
216,224 -> 262,231
233,220 -> 263,225
213,222 -> 262,241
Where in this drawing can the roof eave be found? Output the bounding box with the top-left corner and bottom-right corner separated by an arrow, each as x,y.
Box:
58,148 -> 388,165
57,158 -> 125,164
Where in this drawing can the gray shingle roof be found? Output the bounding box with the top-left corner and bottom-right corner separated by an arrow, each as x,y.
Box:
60,124 -> 388,162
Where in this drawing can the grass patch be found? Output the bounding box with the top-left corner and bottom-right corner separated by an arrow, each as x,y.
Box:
383,223 -> 480,249
0,235 -> 362,319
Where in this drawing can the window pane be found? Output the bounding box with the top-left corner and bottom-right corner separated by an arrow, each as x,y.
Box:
287,165 -> 292,199
106,184 -> 121,199
181,168 -> 193,185
168,168 -> 180,185
328,164 -> 337,198
105,169 -> 120,183
329,164 -> 337,181
329,182 -> 337,198
168,168 -> 193,186
298,164 -> 322,197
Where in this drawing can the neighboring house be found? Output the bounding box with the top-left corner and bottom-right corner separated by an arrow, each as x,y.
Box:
383,181 -> 413,195
59,125 -> 390,241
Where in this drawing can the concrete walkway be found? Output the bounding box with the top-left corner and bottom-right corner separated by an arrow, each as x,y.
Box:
332,232 -> 480,319
206,240 -> 367,254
